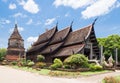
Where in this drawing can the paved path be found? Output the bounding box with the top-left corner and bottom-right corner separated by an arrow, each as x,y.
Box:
0,66 -> 120,83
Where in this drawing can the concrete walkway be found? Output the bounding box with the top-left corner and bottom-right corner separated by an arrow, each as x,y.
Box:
0,66 -> 120,83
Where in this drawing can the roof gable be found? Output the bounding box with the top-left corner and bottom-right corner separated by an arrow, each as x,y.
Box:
50,27 -> 72,44
64,25 -> 92,46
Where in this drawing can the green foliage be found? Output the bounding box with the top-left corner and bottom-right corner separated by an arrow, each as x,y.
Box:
11,61 -> 17,65
35,62 -> 46,68
0,48 -> 7,61
37,55 -> 45,62
27,61 -> 35,67
64,54 -> 89,69
63,65 -> 71,69
26,60 -> 31,64
50,58 -> 63,70
97,35 -> 120,61
90,64 -> 103,71
18,58 -> 27,66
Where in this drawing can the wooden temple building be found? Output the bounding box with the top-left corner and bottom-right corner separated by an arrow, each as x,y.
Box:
27,22 -> 100,63
6,24 -> 25,61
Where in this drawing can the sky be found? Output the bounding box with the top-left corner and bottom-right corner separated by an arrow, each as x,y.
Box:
0,0 -> 120,49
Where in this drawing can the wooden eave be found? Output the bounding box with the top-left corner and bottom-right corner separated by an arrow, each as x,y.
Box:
33,26 -> 57,46
52,44 -> 85,57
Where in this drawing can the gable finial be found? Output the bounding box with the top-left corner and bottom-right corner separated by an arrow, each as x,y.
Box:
92,17 -> 98,25
70,20 -> 74,28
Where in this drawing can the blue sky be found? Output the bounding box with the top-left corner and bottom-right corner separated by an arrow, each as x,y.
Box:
0,0 -> 120,49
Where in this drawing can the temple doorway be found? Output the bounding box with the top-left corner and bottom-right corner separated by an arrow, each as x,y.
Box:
84,48 -> 90,59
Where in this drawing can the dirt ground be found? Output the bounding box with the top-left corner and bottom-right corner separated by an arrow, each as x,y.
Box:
0,66 -> 120,83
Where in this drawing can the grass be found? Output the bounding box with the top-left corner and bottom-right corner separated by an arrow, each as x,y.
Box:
80,70 -> 111,76
10,65 -> 112,77
102,76 -> 120,83
48,70 -> 111,77
11,66 -> 50,75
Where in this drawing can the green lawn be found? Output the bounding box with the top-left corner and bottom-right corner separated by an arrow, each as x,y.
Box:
11,66 -> 50,75
10,66 -> 112,77
80,70 -> 110,76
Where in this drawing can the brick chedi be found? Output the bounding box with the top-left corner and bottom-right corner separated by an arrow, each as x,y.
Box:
27,21 -> 100,63
6,24 -> 25,61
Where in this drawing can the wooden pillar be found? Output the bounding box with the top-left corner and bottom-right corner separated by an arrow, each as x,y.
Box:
115,48 -> 118,65
90,43 -> 93,60
100,45 -> 103,64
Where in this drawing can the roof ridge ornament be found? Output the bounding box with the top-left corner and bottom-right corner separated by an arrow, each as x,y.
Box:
92,17 -> 98,26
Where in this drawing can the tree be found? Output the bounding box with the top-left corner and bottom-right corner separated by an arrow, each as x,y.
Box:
97,35 -> 120,61
0,48 -> 7,61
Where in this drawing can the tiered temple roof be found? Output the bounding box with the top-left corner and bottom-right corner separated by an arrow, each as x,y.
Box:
6,24 -> 25,61
27,22 -> 100,62
10,24 -> 23,40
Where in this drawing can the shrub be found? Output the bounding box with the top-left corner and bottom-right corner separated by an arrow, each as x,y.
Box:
35,62 -> 46,68
18,59 -> 27,66
27,61 -> 35,67
90,64 -> 103,71
63,65 -> 71,69
104,76 -> 120,83
50,58 -> 63,70
64,54 -> 89,69
37,55 -> 45,62
11,61 -> 17,65
26,60 -> 31,64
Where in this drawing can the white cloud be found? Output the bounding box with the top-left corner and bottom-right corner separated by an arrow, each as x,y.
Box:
27,36 -> 38,43
13,12 -> 27,18
26,19 -> 33,25
0,19 -> 11,24
45,18 -> 56,25
53,0 -> 93,9
9,3 -> 16,10
81,0 -> 117,19
18,0 -> 39,14
9,27 -> 24,33
53,0 -> 120,19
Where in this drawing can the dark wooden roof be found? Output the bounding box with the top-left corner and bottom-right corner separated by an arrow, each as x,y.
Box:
27,24 -> 99,58
28,41 -> 48,52
63,25 -> 92,46
52,44 -> 85,57
49,27 -> 71,44
41,42 -> 63,54
33,26 -> 57,46
10,24 -> 23,40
